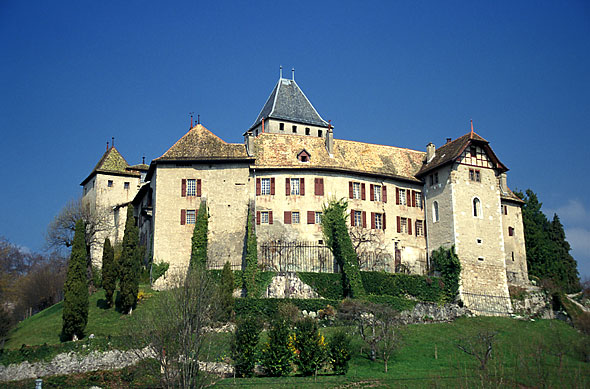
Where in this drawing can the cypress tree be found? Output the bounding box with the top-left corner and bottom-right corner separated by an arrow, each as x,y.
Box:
190,200 -> 208,269
101,238 -> 116,307
243,206 -> 258,297
62,219 -> 89,341
119,206 -> 140,314
220,261 -> 235,321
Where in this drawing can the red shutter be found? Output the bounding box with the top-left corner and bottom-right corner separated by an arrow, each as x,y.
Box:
408,218 -> 412,235
362,211 -> 367,228
197,179 -> 202,197
270,177 -> 275,195
396,188 -> 400,205
383,186 -> 387,203
307,211 -> 315,224
269,211 -> 273,224
256,178 -> 261,196
314,178 -> 319,195
407,190 -> 411,207
284,211 -> 291,224
370,184 -> 375,201
397,216 -> 401,233
383,213 -> 386,230
286,178 -> 290,196
180,209 -> 186,225
256,211 -> 261,225
371,212 -> 376,229
361,183 -> 366,200
181,179 -> 186,197
349,182 -> 353,199
300,178 -> 305,195
412,191 -> 416,207
320,178 -> 324,195
350,210 -> 355,226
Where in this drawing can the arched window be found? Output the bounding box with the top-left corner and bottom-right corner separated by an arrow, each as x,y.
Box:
473,197 -> 481,218
433,201 -> 439,222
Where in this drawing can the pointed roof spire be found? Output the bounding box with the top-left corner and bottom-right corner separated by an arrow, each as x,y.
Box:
291,68 -> 295,81
279,65 -> 283,79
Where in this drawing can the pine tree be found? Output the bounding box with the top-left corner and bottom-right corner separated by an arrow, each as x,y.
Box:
101,238 -> 116,307
119,206 -> 140,314
190,200 -> 208,269
243,206 -> 258,297
548,214 -> 580,293
62,219 -> 89,341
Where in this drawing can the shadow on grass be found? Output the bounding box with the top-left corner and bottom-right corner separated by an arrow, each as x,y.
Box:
96,298 -> 111,310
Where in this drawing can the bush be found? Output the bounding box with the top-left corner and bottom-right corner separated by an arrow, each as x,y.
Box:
232,315 -> 260,377
219,261 -> 234,321
151,261 -> 169,284
431,246 -> 461,302
329,330 -> 351,375
298,272 -> 343,299
361,272 -> 445,302
261,318 -> 293,376
278,302 -> 302,324
293,318 -> 327,376
235,298 -> 340,319
365,295 -> 417,312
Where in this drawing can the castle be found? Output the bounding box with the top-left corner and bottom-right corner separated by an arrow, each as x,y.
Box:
81,74 -> 528,313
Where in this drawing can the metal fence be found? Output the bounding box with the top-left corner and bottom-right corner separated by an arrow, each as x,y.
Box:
461,292 -> 512,315
259,241 -> 338,273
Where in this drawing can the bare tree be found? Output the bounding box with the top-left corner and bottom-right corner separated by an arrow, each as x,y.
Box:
456,330 -> 498,370
349,227 -> 391,271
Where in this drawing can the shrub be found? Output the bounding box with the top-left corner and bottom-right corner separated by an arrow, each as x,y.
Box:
431,245 -> 461,302
151,261 -> 169,284
232,315 -> 260,377
361,272 -> 445,302
278,302 -> 302,324
293,318 -> 327,376
219,261 -> 234,321
261,318 -> 293,376
235,298 -> 340,319
329,330 -> 351,375
101,238 -> 116,307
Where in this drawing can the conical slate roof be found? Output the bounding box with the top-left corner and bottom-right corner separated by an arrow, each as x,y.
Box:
250,78 -> 329,130
81,146 -> 139,185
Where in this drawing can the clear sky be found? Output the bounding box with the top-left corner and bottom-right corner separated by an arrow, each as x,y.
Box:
1,1 -> 589,278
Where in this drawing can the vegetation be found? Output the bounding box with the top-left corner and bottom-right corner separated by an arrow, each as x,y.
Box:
190,200 -> 208,269
321,199 -> 365,298
430,245 -> 461,302
61,220 -> 89,341
329,329 -> 351,374
100,238 -> 116,307
232,315 -> 260,377
118,207 -> 140,314
243,206 -> 258,297
219,261 -> 234,321
293,317 -> 328,376
260,317 -> 292,376
150,261 -> 169,285
516,189 -> 580,293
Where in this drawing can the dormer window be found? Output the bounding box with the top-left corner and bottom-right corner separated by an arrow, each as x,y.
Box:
318,130 -> 323,137
280,123 -> 285,132
292,125 -> 297,133
297,149 -> 311,163
305,128 -> 311,135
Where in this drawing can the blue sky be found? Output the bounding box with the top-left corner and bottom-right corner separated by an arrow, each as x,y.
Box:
1,1 -> 589,278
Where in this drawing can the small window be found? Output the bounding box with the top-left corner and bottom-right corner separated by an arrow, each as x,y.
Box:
186,209 -> 196,224
353,182 -> 361,199
399,217 -> 407,233
477,238 -> 482,244
290,178 -> 300,195
124,182 -> 130,190
473,197 -> 481,218
511,252 -> 515,261
318,130 -> 323,137
318,239 -> 323,245
471,146 -> 477,158
433,201 -> 439,222
108,180 -> 113,187
315,211 -> 322,224
260,211 -> 270,224
374,185 -> 382,202
415,220 -> 424,236
261,178 -> 271,195
503,205 -> 508,215
399,188 -> 407,205
187,179 -> 196,196
292,125 -> 297,133
434,173 -> 439,184
429,175 -> 434,186
415,192 -> 423,209
280,123 -> 285,132
292,211 -> 300,224
354,210 -> 362,227
375,213 -> 384,230
508,226 -> 514,236
478,257 -> 484,261
469,169 -> 481,182
305,128 -> 310,135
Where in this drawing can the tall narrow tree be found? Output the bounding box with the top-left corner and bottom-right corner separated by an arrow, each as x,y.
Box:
61,219 -> 89,341
190,200 -> 208,269
101,238 -> 116,307
243,206 -> 258,297
119,206 -> 140,314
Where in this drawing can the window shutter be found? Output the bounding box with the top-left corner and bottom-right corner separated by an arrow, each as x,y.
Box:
270,177 -> 275,195
181,179 -> 186,197
269,211 -> 273,224
371,212 -> 376,229
256,178 -> 261,196
256,211 -> 261,225
284,211 -> 291,224
362,211 -> 367,228
408,218 -> 412,235
383,186 -> 387,203
314,178 -> 319,195
349,182 -> 353,199
383,213 -> 386,230
361,183 -> 366,200
286,178 -> 290,196
412,191 -> 416,207
307,211 -> 315,224
407,190 -> 411,207
350,210 -> 355,227
397,216 -> 401,233
300,178 -> 305,195
396,188 -> 400,205
180,209 -> 186,225
370,184 -> 375,201
197,179 -> 202,197
320,178 -> 324,195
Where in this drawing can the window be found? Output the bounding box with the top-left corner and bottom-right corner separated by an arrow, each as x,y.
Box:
186,209 -> 196,224
400,217 -> 407,233
374,185 -> 382,202
187,179 -> 196,196
353,182 -> 361,199
469,169 -> 481,182
428,173 -> 439,186
478,257 -> 485,262
280,123 -> 285,131
398,188 -> 407,205
415,192 -> 423,209
286,177 -> 305,195
108,180 -> 113,187
429,175 -> 433,186
473,197 -> 482,218
290,178 -> 300,195
503,205 -> 508,215
375,213 -> 383,230
305,128 -> 310,135
292,125 -> 297,133
354,210 -> 362,227
318,130 -> 323,137
261,178 -> 271,195
124,182 -> 130,190
292,211 -> 300,224
433,201 -> 439,222
508,226 -> 514,236
315,211 -> 322,224
471,146 -> 477,158
415,220 -> 424,236
435,173 -> 439,184
261,211 -> 269,224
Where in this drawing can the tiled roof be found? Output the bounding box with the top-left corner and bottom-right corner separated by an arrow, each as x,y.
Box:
81,147 -> 139,185
253,133 -> 425,182
501,188 -> 524,204
155,124 -> 251,161
250,78 -> 329,130
128,163 -> 149,171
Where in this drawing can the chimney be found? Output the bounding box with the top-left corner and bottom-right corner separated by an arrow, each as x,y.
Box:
325,127 -> 334,156
446,138 -> 452,144
426,143 -> 435,163
499,173 -> 508,194
245,132 -> 254,156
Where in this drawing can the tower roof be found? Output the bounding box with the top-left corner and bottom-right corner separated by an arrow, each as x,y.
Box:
250,78 -> 329,130
80,146 -> 139,185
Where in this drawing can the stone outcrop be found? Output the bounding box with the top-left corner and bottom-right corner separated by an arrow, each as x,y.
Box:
263,272 -> 320,299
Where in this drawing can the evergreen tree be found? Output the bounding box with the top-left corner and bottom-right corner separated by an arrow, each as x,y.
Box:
61,219 -> 89,341
243,206 -> 258,297
431,245 -> 461,302
219,261 -> 234,321
101,238 -> 116,307
190,200 -> 208,269
321,199 -> 365,298
548,214 -> 580,292
119,206 -> 141,314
